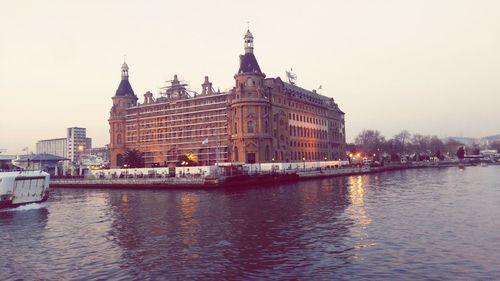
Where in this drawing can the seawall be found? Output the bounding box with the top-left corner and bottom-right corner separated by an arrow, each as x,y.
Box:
50,163 -> 444,189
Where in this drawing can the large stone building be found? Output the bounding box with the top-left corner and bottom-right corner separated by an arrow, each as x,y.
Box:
109,63 -> 229,168
109,30 -> 345,168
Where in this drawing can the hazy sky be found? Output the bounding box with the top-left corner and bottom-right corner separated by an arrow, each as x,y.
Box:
1,0 -> 499,154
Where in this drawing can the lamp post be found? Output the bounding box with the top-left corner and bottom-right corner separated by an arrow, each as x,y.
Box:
78,145 -> 85,176
181,160 -> 188,177
271,158 -> 275,173
302,157 -> 306,171
123,163 -> 129,178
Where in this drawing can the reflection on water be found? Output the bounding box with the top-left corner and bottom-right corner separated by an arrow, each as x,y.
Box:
2,166 -> 500,280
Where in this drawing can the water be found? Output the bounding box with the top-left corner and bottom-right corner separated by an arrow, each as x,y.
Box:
1,166 -> 500,280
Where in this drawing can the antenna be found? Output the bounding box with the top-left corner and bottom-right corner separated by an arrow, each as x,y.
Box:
285,68 -> 297,85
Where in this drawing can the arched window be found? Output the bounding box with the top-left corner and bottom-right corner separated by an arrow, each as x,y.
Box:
117,134 -> 122,145
247,120 -> 254,133
246,78 -> 253,86
234,146 -> 239,162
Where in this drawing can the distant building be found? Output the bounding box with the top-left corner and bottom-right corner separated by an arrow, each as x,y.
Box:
36,138 -> 67,158
14,153 -> 69,176
36,127 -> 92,163
109,30 -> 346,168
67,127 -> 91,162
84,146 -> 110,166
0,155 -> 17,170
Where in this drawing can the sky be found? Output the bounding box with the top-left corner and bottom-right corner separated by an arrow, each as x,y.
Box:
1,0 -> 499,154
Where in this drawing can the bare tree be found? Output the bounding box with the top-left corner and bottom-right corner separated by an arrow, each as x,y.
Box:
393,130 -> 411,154
355,129 -> 386,154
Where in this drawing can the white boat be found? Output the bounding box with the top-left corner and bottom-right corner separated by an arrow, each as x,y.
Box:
0,170 -> 50,208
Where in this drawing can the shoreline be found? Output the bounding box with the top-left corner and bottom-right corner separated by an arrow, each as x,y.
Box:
49,162 -> 494,190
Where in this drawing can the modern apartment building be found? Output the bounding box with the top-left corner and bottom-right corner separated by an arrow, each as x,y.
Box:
36,127 -> 92,163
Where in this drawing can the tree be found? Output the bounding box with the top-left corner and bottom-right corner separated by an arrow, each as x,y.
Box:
456,146 -> 465,160
429,136 -> 444,155
444,139 -> 464,156
393,130 -> 411,153
435,150 -> 444,160
354,129 -> 386,154
411,134 -> 431,153
123,149 -> 145,168
490,141 -> 500,153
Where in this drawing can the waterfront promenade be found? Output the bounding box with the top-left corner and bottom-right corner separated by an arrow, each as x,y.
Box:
49,161 -> 466,189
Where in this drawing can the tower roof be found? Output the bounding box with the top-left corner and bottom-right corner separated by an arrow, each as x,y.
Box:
238,29 -> 262,74
115,80 -> 135,97
115,61 -> 135,97
238,53 -> 262,74
244,29 -> 253,39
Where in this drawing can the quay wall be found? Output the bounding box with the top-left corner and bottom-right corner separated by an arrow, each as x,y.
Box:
51,161 -> 439,189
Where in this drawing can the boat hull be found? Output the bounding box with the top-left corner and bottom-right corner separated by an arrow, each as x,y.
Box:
0,194 -> 49,209
0,171 -> 50,209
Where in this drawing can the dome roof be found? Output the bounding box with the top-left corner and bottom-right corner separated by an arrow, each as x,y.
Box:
244,29 -> 253,39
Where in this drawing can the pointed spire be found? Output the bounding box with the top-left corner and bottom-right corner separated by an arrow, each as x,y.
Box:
238,29 -> 262,74
115,61 -> 135,97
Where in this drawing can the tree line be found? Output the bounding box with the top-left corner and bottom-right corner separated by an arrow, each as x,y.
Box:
351,129 -> 500,160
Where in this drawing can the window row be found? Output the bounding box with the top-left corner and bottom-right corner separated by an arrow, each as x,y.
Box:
289,125 -> 328,139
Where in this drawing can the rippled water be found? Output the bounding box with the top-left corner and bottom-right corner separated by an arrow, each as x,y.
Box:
1,166 -> 500,280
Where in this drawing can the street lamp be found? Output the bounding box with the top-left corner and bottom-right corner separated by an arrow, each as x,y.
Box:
302,157 -> 306,171
181,160 -> 188,177
123,163 -> 129,178
77,145 -> 85,176
271,158 -> 275,173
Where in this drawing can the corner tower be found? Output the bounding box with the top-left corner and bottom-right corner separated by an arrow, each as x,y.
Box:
229,30 -> 272,164
109,61 -> 138,168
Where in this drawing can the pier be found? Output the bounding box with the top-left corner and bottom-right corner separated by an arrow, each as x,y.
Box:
49,161 -> 452,189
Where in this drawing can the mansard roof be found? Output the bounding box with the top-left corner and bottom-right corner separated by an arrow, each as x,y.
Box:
282,81 -> 345,114
115,80 -> 135,97
238,53 -> 262,74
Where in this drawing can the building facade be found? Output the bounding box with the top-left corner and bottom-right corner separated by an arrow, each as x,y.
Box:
67,127 -> 91,163
109,30 -> 345,168
229,30 -> 345,164
36,138 -> 67,158
109,65 -> 229,168
36,127 -> 92,163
